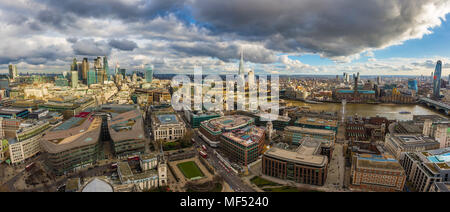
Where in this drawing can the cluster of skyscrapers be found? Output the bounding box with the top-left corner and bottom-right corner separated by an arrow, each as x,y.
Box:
69,56 -> 153,87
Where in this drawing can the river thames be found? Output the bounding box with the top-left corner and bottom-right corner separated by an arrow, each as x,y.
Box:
285,100 -> 448,121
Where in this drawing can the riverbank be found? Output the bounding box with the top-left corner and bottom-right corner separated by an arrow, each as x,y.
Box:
283,99 -> 447,120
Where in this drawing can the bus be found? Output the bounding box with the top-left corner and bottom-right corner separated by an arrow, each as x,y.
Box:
199,151 -> 208,159
127,156 -> 140,161
25,162 -> 35,171
111,163 -> 118,169
202,145 -> 207,151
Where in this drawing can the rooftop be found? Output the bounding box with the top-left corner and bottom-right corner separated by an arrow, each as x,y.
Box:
356,154 -> 404,171
221,126 -> 265,147
295,117 -> 338,128
285,126 -> 336,135
40,114 -> 102,154
389,134 -> 439,148
264,138 -> 328,167
337,90 -> 375,94
0,107 -> 28,114
82,178 -> 113,192
202,115 -> 254,133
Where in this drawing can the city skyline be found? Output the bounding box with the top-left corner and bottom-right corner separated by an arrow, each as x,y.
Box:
0,1 -> 449,76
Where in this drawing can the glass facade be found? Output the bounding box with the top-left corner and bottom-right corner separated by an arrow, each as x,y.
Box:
433,61 -> 442,98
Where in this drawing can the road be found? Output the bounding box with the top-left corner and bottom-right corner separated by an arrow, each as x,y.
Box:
324,143 -> 346,191
192,131 -> 255,192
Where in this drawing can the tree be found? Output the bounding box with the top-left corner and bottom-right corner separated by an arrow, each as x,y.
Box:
179,129 -> 194,148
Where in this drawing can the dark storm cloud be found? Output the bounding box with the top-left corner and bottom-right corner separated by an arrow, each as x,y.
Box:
31,0 -> 450,61
170,42 -> 277,64
0,44 -> 70,65
109,39 -> 138,51
36,10 -> 77,30
187,0 -> 449,59
0,0 -> 449,72
72,39 -> 112,56
37,0 -> 185,21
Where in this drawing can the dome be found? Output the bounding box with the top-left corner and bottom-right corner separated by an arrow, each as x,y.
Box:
82,178 -> 113,192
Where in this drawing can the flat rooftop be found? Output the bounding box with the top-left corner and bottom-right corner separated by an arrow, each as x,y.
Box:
265,138 -> 327,167
0,107 -> 27,114
40,115 -> 102,154
221,126 -> 265,147
337,90 -> 375,94
285,126 -> 336,135
296,117 -> 338,128
356,154 -> 404,171
391,134 -> 439,147
157,114 -> 178,124
255,113 -> 290,122
420,147 -> 450,170
203,115 -> 254,132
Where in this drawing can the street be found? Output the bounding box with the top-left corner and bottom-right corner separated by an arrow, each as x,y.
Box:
192,131 -> 255,192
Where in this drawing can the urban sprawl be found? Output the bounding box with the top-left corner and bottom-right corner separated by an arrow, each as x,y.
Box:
0,55 -> 449,193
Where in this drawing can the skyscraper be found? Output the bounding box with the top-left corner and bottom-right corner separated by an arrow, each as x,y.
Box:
8,64 -> 17,80
87,69 -> 97,86
103,56 -> 111,80
81,58 -> 89,84
408,79 -> 418,92
433,60 -> 442,99
239,50 -> 245,77
94,57 -> 105,84
119,68 -> 126,78
71,58 -> 78,71
145,65 -> 153,83
71,71 -> 78,88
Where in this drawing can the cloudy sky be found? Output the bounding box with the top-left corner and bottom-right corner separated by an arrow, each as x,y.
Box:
1,0 -> 450,76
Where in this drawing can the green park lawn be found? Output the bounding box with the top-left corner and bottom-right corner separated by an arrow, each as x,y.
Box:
177,161 -> 205,179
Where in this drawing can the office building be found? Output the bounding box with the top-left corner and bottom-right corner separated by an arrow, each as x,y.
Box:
71,71 -> 78,88
81,58 -> 89,84
87,69 -> 97,86
103,56 -> 110,80
0,107 -> 29,119
28,109 -> 49,120
433,60 -> 442,99
55,77 -> 69,87
262,138 -> 328,186
238,50 -> 245,76
253,113 -> 290,131
102,105 -> 146,156
38,97 -> 95,120
220,125 -> 265,166
40,113 -> 102,175
145,65 -> 153,83
408,79 -> 418,92
9,120 -> 50,165
184,110 -> 221,128
150,105 -> 186,142
199,115 -> 254,147
351,154 -> 406,192
400,147 -> 450,192
295,117 -> 338,133
430,182 -> 450,192
119,69 -> 126,78
8,64 -> 18,80
283,126 -> 335,145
